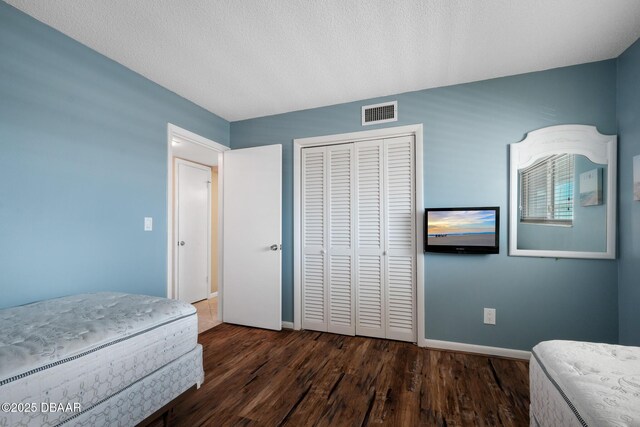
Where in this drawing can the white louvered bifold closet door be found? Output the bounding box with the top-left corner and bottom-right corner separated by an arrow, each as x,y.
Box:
302,136 -> 415,343
302,145 -> 356,334
327,145 -> 355,335
383,136 -> 416,342
354,140 -> 386,338
302,147 -> 327,331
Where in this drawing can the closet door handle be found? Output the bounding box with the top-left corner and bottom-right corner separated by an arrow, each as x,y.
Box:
270,244 -> 278,251
320,249 -> 326,254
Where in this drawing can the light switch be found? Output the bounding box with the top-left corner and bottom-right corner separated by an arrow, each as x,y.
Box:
144,217 -> 153,231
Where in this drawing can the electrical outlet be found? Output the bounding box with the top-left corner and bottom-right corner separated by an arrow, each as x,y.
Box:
484,308 -> 496,325
144,217 -> 153,231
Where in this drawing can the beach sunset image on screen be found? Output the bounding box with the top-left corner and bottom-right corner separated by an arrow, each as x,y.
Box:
427,210 -> 496,246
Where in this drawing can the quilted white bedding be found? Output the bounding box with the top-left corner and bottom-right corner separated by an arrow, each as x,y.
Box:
531,340 -> 640,427
0,292 -> 203,426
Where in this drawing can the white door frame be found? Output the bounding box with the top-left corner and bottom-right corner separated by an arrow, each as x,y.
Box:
293,124 -> 426,347
167,124 -> 229,320
174,158 -> 212,303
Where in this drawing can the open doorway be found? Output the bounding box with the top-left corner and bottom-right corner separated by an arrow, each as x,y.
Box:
167,124 -> 229,333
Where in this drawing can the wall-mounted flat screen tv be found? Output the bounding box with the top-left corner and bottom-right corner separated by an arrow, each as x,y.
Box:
425,207 -> 499,254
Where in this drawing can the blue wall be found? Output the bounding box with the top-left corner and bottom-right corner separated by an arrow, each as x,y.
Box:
617,38 -> 640,345
0,2 -> 229,308
232,61 -> 619,350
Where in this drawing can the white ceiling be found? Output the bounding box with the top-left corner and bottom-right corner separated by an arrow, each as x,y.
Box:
6,0 -> 640,122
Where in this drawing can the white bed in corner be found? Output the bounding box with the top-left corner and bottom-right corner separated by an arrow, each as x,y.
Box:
0,292 -> 204,426
530,340 -> 640,427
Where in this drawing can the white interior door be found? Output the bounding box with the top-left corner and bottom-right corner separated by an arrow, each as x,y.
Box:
223,144 -> 282,330
176,159 -> 211,304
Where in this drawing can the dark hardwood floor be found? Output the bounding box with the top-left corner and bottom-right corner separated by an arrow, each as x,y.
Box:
170,324 -> 530,426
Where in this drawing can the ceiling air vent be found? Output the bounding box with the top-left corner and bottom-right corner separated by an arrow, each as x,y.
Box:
362,101 -> 398,126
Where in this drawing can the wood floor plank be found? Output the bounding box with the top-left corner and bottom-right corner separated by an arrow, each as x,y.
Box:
167,324 -> 530,427
279,337 -> 356,426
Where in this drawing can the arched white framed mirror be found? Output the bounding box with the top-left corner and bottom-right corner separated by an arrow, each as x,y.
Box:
509,125 -> 616,259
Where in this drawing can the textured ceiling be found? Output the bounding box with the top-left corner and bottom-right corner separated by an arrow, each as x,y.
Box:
5,0 -> 640,121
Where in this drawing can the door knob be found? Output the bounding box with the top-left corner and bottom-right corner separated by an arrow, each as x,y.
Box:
320,249 -> 326,254
179,241 -> 186,246
270,244 -> 278,251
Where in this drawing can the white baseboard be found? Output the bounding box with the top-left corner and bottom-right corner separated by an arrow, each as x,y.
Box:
281,321 -> 294,330
274,325 -> 528,359
425,339 -> 531,360
209,292 -> 218,299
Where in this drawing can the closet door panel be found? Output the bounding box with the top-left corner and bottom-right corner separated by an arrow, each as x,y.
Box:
356,144 -> 384,249
303,253 -> 326,328
356,254 -> 385,337
355,140 -> 386,338
386,256 -> 415,341
384,136 -> 416,342
302,147 -> 328,331
327,145 -> 355,335
328,255 -> 353,334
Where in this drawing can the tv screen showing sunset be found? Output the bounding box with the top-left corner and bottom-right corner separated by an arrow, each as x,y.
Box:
427,210 -> 496,246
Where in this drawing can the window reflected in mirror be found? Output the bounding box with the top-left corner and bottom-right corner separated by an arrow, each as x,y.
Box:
520,154 -> 574,225
517,154 -> 607,252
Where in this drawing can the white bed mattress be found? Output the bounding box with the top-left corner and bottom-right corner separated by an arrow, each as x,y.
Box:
10,345 -> 204,427
0,292 -> 200,426
530,340 -> 640,427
